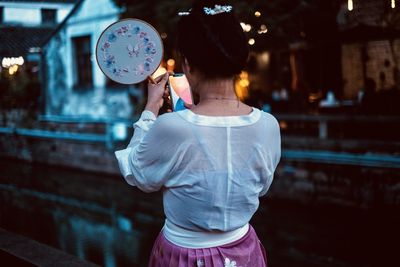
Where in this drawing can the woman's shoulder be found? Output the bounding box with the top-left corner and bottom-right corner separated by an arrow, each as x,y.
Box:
151,112 -> 190,137
259,110 -> 280,130
155,112 -> 184,126
260,110 -> 278,121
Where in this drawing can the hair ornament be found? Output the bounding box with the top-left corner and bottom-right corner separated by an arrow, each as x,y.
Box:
203,4 -> 233,15
178,11 -> 191,16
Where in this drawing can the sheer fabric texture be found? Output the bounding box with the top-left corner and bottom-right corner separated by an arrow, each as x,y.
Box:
115,108 -> 280,233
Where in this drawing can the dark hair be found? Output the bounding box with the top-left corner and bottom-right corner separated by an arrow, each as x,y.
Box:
177,0 -> 249,79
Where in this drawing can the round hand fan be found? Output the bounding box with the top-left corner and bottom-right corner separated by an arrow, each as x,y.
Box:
96,19 -> 163,84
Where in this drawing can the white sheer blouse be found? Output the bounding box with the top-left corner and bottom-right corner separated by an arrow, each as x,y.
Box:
115,108 -> 281,233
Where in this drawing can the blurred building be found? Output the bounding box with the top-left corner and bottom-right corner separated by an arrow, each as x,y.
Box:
0,0 -> 76,78
41,0 -> 136,119
242,0 -> 400,114
338,0 -> 400,99
2,0 -> 399,117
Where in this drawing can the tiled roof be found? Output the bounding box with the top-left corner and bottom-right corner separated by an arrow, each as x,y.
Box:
0,26 -> 55,57
41,0 -> 85,47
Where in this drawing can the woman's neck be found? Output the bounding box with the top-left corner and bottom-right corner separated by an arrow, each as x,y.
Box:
196,78 -> 238,101
190,77 -> 253,116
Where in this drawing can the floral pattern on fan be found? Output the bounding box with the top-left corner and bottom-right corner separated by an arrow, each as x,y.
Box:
96,19 -> 163,84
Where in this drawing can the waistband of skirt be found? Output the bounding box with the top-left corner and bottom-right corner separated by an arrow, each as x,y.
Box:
162,219 -> 250,249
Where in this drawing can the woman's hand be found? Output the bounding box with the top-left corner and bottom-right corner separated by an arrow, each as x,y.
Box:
145,72 -> 170,116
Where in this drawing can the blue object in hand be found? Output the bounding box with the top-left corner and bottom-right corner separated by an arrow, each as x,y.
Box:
175,98 -> 186,111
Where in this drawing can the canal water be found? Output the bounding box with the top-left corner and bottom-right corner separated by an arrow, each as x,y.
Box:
0,158 -> 397,267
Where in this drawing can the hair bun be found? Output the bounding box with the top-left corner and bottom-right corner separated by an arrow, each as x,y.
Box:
177,0 -> 249,79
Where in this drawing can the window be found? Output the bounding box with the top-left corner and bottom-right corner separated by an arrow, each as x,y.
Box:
0,7 -> 4,24
41,9 -> 56,24
72,36 -> 93,89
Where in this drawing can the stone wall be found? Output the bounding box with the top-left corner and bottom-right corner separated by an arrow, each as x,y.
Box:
341,39 -> 400,99
1,131 -> 399,208
271,161 -> 400,208
0,134 -> 118,175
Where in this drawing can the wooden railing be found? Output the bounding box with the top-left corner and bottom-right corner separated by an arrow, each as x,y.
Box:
0,114 -> 398,168
275,113 -> 400,140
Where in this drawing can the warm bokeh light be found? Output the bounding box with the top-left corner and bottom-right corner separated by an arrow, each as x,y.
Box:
258,24 -> 268,34
248,38 -> 255,45
166,58 -> 175,72
308,93 -> 321,103
239,79 -> 249,87
391,0 -> 396,8
235,71 -> 249,100
259,51 -> 270,66
254,11 -> 261,17
240,22 -> 252,32
348,0 -> 353,11
2,56 -> 24,68
161,32 -> 167,39
279,121 -> 288,130
8,65 -> 19,75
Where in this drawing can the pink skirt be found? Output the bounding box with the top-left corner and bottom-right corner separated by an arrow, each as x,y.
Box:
148,225 -> 267,267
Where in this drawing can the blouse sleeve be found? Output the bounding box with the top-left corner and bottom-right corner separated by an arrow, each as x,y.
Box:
259,114 -> 281,197
114,111 -> 182,193
115,110 -> 156,190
